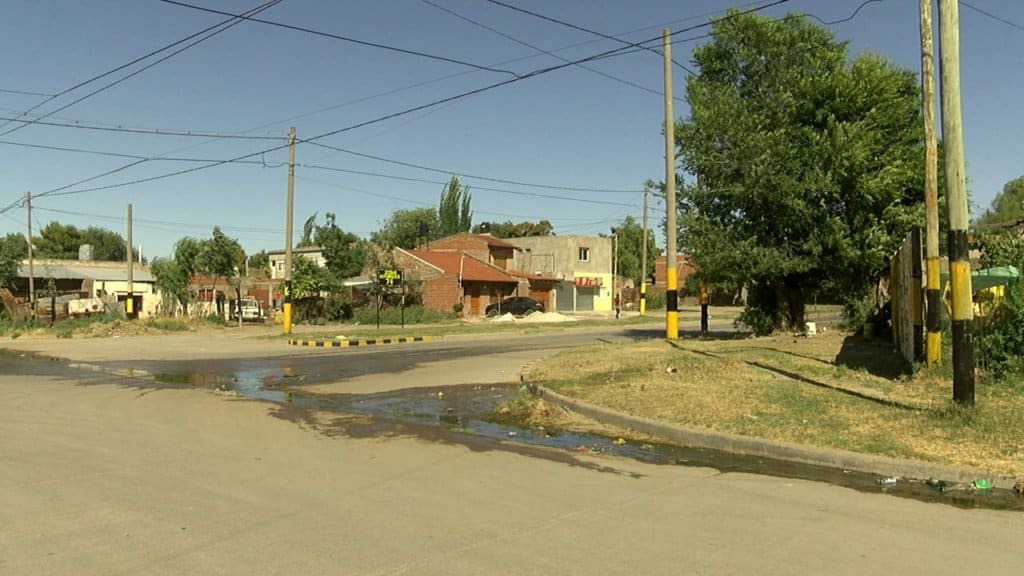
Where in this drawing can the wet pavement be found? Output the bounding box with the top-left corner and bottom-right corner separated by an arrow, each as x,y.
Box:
3,348 -> 1021,511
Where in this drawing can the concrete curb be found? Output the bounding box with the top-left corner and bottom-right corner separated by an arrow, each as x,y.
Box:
288,336 -> 433,348
529,384 -> 1020,490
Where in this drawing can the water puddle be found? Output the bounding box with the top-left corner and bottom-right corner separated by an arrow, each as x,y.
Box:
149,367 -> 1023,511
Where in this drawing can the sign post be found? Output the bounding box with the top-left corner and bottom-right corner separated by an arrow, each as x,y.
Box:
376,269 -> 404,331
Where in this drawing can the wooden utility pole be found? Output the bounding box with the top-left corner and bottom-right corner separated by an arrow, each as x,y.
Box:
919,0 -> 942,366
640,186 -> 648,316
283,126 -> 296,334
24,191 -> 35,316
126,203 -> 134,319
663,28 -> 678,339
938,0 -> 975,405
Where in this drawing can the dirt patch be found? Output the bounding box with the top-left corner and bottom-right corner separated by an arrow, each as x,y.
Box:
525,331 -> 1024,477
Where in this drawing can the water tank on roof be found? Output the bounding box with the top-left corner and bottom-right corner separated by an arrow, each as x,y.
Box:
79,244 -> 94,261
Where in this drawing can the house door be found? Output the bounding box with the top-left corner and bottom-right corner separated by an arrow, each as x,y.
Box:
470,285 -> 481,315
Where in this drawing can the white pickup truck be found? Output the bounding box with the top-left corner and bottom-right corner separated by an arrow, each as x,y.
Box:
231,298 -> 264,322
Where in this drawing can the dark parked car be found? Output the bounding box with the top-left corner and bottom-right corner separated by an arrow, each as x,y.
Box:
485,296 -> 545,317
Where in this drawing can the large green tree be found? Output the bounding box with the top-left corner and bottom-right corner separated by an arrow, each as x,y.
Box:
313,212 -> 365,279
611,216 -> 659,285
32,222 -> 126,261
674,11 -> 922,329
371,207 -> 438,249
438,176 -> 472,237
976,176 -> 1024,226
474,220 -> 556,238
81,226 -> 127,261
150,236 -> 203,316
0,233 -> 27,289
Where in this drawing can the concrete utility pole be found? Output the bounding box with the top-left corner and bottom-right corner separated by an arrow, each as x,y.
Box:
640,186 -> 648,316
919,0 -> 942,366
283,126 -> 296,335
24,191 -> 35,316
663,28 -> 678,339
938,0 -> 975,405
126,204 -> 134,319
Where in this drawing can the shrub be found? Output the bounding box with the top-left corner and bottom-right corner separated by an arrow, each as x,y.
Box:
734,305 -> 775,336
205,313 -> 227,326
976,279 -> 1024,380
644,290 -> 666,310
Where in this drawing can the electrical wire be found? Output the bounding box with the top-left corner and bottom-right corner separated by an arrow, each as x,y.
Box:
301,164 -> 637,206
962,0 -> 1024,33
0,138 -> 270,164
294,175 -> 616,222
11,0 -> 791,208
0,88 -> 54,97
0,0 -> 282,138
420,0 -> 679,100
307,142 -> 637,193
0,114 -> 286,140
484,0 -> 702,76
158,0 -> 519,76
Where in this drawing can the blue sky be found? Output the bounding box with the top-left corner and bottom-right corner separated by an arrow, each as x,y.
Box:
1,0 -> 1021,259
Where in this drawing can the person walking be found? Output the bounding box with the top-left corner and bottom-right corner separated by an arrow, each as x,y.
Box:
614,294 -> 621,319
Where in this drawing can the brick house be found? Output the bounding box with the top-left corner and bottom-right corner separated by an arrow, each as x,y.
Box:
401,233 -> 561,313
394,239 -> 557,315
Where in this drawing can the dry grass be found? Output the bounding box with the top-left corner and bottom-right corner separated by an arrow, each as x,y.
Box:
527,331 -> 1024,476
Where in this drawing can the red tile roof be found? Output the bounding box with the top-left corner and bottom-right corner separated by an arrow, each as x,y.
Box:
407,250 -> 517,283
438,233 -> 520,250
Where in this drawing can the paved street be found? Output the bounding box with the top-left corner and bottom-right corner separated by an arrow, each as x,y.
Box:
1,327 -> 1021,574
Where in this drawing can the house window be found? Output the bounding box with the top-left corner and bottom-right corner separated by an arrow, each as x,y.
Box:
276,261 -> 285,272
578,247 -> 590,262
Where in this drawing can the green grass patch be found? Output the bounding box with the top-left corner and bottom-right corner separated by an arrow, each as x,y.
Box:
526,331 -> 1024,476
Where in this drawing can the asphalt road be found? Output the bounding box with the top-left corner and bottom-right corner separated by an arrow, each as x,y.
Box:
2,323 -> 1021,574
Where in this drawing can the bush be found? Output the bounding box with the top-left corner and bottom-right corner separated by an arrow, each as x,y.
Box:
976,279 -> 1024,380
205,313 -> 227,326
644,290 -> 666,310
351,304 -> 454,325
734,306 -> 775,336
145,317 -> 190,332
734,284 -> 777,336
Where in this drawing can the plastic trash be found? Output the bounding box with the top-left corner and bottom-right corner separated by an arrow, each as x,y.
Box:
507,431 -> 518,438
613,438 -> 626,445
972,479 -> 991,492
877,477 -> 898,486
926,478 -> 948,492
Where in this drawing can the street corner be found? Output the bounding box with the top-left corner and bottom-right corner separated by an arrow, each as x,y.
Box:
287,335 -> 434,349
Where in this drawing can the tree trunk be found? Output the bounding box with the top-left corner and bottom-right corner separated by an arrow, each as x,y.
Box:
782,276 -> 806,331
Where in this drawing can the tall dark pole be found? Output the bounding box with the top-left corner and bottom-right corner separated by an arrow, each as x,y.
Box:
640,186 -> 648,316
938,0 -> 975,405
920,0 -> 942,366
663,28 -> 678,339
126,203 -> 134,319
24,191 -> 35,316
283,127 -> 296,334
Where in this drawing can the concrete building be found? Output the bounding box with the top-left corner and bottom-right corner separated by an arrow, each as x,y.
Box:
12,259 -> 158,319
267,246 -> 326,280
507,235 -> 614,312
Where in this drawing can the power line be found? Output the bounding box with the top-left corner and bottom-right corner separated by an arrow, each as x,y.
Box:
307,142 -> 637,193
0,0 -> 282,138
0,88 -> 54,97
0,138 -> 271,164
294,175 -> 614,222
12,0 -> 790,208
34,206 -> 282,234
302,164 -> 637,206
158,0 -> 519,76
962,0 -> 1024,32
484,0 -> 710,76
420,0 -> 679,100
0,114 -> 286,140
